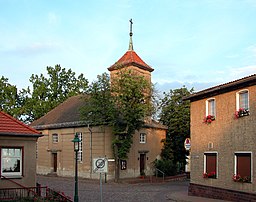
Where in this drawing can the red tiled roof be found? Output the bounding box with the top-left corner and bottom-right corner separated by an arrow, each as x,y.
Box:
0,111 -> 41,135
108,50 -> 154,72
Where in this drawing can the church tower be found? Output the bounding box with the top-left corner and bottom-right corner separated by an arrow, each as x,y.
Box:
108,19 -> 154,83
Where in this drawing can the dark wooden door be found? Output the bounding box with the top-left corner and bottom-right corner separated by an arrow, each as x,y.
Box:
140,154 -> 146,175
53,153 -> 57,172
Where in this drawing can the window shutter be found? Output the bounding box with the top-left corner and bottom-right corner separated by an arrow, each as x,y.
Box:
206,153 -> 216,173
237,153 -> 251,178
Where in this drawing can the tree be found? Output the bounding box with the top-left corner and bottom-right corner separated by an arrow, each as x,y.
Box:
81,68 -> 154,181
21,65 -> 88,123
80,73 -> 114,125
0,76 -> 20,118
158,86 -> 193,174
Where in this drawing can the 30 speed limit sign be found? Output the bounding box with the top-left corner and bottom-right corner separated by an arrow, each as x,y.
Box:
93,158 -> 108,173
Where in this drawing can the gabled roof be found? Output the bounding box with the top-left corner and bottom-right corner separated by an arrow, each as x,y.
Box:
108,50 -> 154,72
0,111 -> 41,137
31,95 -> 87,130
184,74 -> 256,102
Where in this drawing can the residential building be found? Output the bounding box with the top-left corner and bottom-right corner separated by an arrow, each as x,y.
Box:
31,20 -> 167,180
184,74 -> 256,201
0,111 -> 42,188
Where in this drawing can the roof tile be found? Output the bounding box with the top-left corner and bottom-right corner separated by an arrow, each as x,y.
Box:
108,50 -> 154,72
0,111 -> 40,135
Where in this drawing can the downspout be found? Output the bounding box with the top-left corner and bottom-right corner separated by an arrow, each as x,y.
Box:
88,124 -> 92,178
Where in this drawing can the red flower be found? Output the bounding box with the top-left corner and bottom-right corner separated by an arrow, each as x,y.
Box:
203,115 -> 215,124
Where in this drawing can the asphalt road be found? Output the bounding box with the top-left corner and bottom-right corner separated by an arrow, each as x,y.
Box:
37,175 -> 228,202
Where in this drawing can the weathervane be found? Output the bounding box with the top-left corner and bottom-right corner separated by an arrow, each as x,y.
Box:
129,18 -> 134,51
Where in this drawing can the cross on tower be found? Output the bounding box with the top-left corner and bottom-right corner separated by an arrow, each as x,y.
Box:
129,18 -> 134,51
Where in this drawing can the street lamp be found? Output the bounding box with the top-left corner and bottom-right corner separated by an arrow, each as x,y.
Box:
72,133 -> 81,202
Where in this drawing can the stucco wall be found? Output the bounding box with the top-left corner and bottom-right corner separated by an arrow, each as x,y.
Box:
190,85 -> 256,193
37,124 -> 165,179
0,136 -> 38,188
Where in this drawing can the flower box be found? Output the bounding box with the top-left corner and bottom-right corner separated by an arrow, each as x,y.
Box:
203,172 -> 216,179
235,108 -> 250,118
203,115 -> 215,124
232,174 -> 251,183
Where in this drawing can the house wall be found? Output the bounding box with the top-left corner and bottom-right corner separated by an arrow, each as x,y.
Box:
37,125 -> 115,179
120,127 -> 166,178
190,85 -> 256,194
37,124 -> 165,179
0,136 -> 38,188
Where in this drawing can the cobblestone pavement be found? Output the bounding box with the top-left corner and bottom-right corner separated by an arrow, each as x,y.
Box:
37,175 -> 228,202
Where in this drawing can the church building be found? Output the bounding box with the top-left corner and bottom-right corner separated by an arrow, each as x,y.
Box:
31,19 -> 167,180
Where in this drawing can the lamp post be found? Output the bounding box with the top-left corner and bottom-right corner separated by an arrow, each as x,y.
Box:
72,133 -> 81,202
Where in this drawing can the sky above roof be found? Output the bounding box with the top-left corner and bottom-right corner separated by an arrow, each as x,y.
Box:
1,0 -> 256,93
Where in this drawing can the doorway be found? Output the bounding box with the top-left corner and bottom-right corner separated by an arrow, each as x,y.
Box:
52,153 -> 57,172
140,153 -> 146,175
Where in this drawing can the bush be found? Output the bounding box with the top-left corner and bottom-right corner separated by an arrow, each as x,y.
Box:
154,159 -> 177,176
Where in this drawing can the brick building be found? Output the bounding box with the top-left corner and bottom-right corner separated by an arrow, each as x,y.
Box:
184,74 -> 256,201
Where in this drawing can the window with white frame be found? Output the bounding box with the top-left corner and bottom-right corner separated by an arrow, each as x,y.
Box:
236,90 -> 249,110
76,132 -> 83,162
139,133 -> 146,143
52,133 -> 59,143
1,147 -> 22,177
206,98 -> 216,117
234,152 -> 251,183
203,152 -> 217,178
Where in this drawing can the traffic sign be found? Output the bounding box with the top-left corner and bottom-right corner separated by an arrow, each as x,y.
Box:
184,138 -> 191,151
93,158 -> 108,173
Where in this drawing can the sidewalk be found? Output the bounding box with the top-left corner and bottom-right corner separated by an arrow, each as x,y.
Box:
166,190 -> 229,202
37,175 -> 229,202
120,176 -> 229,202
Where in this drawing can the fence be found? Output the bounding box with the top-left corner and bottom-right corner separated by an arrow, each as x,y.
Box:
0,185 -> 72,202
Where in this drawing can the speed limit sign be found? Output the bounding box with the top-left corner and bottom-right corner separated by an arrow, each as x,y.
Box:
93,158 -> 108,173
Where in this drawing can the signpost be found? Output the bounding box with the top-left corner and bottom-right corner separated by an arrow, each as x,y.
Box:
184,138 -> 191,173
184,138 -> 191,151
93,158 -> 108,202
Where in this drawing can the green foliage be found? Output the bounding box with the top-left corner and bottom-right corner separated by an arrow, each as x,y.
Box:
80,73 -> 114,125
159,86 -> 193,171
0,76 -> 20,118
21,65 -> 88,123
81,68 -> 154,160
154,159 -> 177,176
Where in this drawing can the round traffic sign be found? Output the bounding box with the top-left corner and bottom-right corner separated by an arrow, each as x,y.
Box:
96,159 -> 105,169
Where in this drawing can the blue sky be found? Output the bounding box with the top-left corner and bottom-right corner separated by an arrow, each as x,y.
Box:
1,0 -> 256,93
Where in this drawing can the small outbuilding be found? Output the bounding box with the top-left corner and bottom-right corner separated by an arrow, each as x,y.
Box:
0,111 -> 42,188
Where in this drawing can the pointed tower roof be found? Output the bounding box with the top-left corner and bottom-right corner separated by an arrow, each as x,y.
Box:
108,19 -> 154,72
